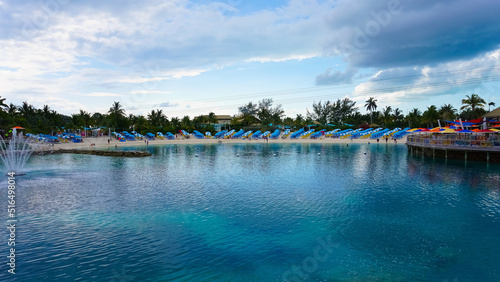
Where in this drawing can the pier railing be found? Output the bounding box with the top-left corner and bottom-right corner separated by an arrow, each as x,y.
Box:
407,133 -> 500,151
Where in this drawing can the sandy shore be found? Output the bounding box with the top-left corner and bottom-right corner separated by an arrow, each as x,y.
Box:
35,136 -> 407,151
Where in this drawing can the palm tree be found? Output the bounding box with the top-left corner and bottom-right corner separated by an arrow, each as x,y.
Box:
422,105 -> 439,128
18,101 -> 35,118
294,114 -> 305,128
0,96 -> 7,110
181,116 -> 192,129
382,106 -> 392,126
283,117 -> 294,127
42,105 -> 51,117
149,109 -> 167,128
7,103 -> 18,115
438,104 -> 456,121
148,111 -> 156,127
136,115 -> 148,132
406,108 -> 421,127
207,112 -> 218,124
170,117 -> 180,131
128,114 -> 137,131
365,97 -> 377,124
71,111 -> 79,127
108,101 -> 125,128
461,94 -> 486,113
393,108 -> 403,126
92,112 -> 104,125
79,110 -> 91,126
489,101 -> 496,111
108,101 -> 125,117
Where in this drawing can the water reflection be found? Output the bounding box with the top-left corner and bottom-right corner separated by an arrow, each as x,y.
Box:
1,143 -> 498,281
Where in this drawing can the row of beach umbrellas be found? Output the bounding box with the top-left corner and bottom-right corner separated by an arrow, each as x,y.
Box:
408,127 -> 499,133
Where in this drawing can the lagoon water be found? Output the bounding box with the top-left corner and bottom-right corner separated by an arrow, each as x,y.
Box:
1,143 -> 499,281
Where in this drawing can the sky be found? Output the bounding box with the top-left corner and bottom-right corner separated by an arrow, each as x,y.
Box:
1,0 -> 500,118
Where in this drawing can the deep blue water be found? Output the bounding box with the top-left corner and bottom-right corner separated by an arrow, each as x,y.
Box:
1,143 -> 499,281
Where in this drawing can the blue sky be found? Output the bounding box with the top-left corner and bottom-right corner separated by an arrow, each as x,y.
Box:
1,0 -> 499,118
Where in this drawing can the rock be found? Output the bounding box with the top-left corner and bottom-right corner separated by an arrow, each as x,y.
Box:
32,149 -> 152,158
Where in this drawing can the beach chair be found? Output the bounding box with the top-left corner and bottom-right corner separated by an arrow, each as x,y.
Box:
193,130 -> 205,139
252,131 -> 263,139
214,130 -> 227,138
290,128 -> 305,139
165,132 -> 175,140
232,129 -> 245,138
282,129 -> 291,138
242,131 -> 253,139
270,129 -> 280,139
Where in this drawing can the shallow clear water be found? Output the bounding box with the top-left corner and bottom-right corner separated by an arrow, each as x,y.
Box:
1,143 -> 499,281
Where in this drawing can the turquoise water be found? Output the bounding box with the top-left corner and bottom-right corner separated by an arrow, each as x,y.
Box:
1,143 -> 499,281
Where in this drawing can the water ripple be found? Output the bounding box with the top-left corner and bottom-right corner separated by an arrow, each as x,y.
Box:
0,143 -> 499,281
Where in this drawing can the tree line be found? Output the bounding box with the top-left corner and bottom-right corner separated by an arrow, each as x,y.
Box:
233,94 -> 494,130
0,93 -> 495,135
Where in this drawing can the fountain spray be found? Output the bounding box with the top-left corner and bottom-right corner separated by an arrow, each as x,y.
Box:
0,129 -> 35,175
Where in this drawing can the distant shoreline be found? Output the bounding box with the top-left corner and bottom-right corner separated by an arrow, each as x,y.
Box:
34,136 -> 407,152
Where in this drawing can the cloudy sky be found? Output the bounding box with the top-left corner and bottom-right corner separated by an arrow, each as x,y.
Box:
1,0 -> 499,118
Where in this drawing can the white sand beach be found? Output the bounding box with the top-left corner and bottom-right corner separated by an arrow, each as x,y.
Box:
38,135 -> 407,151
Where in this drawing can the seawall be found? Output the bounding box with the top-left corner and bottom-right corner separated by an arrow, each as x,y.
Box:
34,149 -> 152,157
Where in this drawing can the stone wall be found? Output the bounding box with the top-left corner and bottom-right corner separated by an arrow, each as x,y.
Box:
35,149 -> 152,157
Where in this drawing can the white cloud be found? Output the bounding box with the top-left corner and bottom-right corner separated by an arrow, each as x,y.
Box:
245,53 -> 319,63
116,68 -> 208,84
129,90 -> 171,95
158,102 -> 178,107
87,92 -> 121,97
0,0 -> 335,116
2,0 -> 498,117
117,76 -> 169,84
352,49 -> 500,109
20,95 -> 87,114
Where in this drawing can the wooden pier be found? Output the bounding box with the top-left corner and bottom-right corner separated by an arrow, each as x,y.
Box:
407,142 -> 500,162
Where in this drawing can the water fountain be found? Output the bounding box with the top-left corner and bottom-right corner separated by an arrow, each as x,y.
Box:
0,129 -> 35,175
